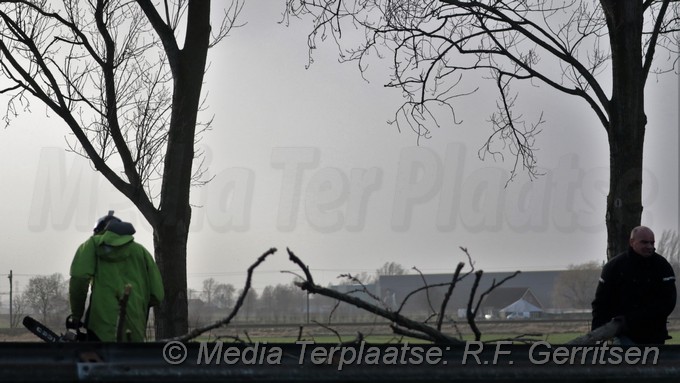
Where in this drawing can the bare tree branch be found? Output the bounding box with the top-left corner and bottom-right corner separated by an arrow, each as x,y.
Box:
288,247 -> 516,345
642,0 -> 673,84
288,248 -> 463,344
167,248 -> 277,342
466,269 -> 522,341
436,262 -> 465,331
285,0 -> 678,188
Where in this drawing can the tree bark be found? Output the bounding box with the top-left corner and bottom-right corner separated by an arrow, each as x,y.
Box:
153,223 -> 190,339
152,0 -> 211,339
601,1 -> 646,260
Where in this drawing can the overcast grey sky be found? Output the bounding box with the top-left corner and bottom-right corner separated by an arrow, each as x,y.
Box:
0,2 -> 677,298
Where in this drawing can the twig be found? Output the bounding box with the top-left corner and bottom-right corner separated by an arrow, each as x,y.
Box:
116,284 -> 132,342
215,334 -> 247,343
297,326 -> 304,342
166,248 -> 277,342
413,267 -> 439,317
312,320 -> 343,343
327,300 -> 341,324
338,273 -> 382,303
287,248 -> 314,284
459,247 -> 476,272
396,281 -> 460,315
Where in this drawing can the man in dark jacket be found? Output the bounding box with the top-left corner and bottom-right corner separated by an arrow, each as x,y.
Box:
591,226 -> 677,344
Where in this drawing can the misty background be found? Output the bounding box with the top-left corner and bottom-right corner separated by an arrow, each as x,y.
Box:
0,2 -> 677,301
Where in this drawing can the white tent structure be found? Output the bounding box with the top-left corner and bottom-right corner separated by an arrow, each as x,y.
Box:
480,287 -> 545,319
500,299 -> 543,318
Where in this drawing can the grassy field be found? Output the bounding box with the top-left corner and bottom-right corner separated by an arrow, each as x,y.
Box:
5,330 -> 680,344
3,317 -> 680,344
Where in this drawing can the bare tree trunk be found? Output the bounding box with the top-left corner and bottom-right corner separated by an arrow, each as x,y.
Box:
602,1 -> 645,260
147,0 -> 211,339
154,224 -> 190,339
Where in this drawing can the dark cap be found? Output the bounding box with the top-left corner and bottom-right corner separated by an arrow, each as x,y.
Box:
93,210 -> 122,234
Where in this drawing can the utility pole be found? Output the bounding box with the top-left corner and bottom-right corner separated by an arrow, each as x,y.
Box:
8,270 -> 12,328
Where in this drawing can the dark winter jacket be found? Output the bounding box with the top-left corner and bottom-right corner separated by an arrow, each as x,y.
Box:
591,247 -> 676,344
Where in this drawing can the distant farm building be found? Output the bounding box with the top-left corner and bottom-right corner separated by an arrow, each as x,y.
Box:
377,270 -> 564,319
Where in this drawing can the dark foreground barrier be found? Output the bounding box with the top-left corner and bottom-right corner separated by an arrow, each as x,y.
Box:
1,342 -> 680,382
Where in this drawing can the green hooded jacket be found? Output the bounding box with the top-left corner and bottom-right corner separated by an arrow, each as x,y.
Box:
69,229 -> 164,342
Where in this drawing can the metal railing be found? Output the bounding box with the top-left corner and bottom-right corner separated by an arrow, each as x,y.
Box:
1,342 -> 680,382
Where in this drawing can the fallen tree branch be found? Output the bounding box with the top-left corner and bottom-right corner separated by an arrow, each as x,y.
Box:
166,248 -> 277,342
390,325 -> 441,342
566,318 -> 624,345
466,271 -> 485,340
437,262 -> 465,331
288,248 -> 463,344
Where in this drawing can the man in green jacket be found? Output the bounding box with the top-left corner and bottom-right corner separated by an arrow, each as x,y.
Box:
69,211 -> 164,342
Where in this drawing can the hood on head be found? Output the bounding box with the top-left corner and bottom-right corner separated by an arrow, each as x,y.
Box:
93,230 -> 135,261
